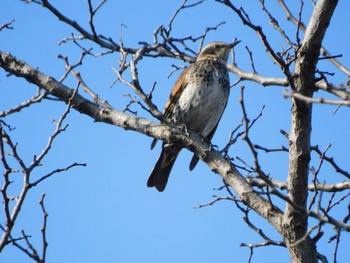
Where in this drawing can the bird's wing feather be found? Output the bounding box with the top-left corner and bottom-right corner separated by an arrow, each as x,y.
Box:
151,65 -> 192,150
164,65 -> 192,118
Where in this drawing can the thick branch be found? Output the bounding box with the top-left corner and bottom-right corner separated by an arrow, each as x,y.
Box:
283,0 -> 338,262
0,51 -> 285,234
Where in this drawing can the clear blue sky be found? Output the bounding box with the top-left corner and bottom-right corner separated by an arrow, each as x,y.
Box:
1,0 -> 350,262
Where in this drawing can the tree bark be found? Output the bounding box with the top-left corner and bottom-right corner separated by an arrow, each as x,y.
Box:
283,0 -> 338,262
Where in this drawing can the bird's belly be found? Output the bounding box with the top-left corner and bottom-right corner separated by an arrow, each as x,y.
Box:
172,81 -> 228,137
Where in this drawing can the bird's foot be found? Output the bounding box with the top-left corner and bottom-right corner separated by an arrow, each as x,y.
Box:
180,124 -> 190,137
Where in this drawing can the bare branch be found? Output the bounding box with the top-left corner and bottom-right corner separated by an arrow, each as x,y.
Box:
0,51 -> 287,235
216,0 -> 293,83
0,19 -> 15,31
227,63 -> 289,87
240,239 -> 285,249
193,196 -> 236,209
278,0 -> 350,77
316,81 -> 350,101
0,77 -> 85,252
87,0 -> 107,38
34,0 -> 124,52
111,48 -> 164,120
5,193 -> 49,263
167,0 -> 205,37
311,144 -> 350,180
284,90 -> 350,106
39,194 -> 48,261
57,53 -> 113,108
2,1 -> 350,260
259,0 -> 296,48
30,162 -> 86,188
0,88 -> 47,117
248,177 -> 350,193
245,46 -> 258,74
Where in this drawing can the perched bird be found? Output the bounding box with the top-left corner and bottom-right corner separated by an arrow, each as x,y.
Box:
147,41 -> 240,192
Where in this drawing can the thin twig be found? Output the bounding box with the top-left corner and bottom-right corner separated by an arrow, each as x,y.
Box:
0,89 -> 47,117
284,90 -> 350,106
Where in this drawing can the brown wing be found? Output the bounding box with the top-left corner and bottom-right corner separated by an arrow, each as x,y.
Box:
150,65 -> 192,150
163,65 -> 192,118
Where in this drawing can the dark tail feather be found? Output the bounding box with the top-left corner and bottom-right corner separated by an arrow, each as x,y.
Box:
150,138 -> 158,150
147,148 -> 179,192
189,154 -> 200,171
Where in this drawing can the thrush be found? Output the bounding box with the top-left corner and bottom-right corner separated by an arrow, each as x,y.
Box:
147,41 -> 240,192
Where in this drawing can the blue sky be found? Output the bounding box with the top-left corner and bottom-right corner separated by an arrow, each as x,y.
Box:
1,0 -> 350,262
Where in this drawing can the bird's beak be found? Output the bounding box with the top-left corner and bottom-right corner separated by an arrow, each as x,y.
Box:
228,39 -> 241,48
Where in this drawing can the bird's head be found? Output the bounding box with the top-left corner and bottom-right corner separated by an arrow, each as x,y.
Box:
197,40 -> 240,62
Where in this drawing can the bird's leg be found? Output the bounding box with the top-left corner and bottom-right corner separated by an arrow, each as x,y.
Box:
208,142 -> 219,151
179,123 -> 190,137
202,138 -> 216,156
199,136 -> 217,149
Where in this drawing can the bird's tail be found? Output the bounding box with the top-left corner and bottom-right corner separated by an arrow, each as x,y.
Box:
147,146 -> 180,192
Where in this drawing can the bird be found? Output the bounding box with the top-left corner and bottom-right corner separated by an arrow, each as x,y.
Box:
147,41 -> 240,192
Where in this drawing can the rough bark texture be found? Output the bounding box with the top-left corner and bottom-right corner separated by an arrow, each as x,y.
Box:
283,0 -> 338,262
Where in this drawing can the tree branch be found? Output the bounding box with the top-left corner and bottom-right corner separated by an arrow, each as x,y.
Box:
248,177 -> 350,193
283,0 -> 338,262
283,90 -> 350,106
0,50 -> 286,235
278,0 -> 350,77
